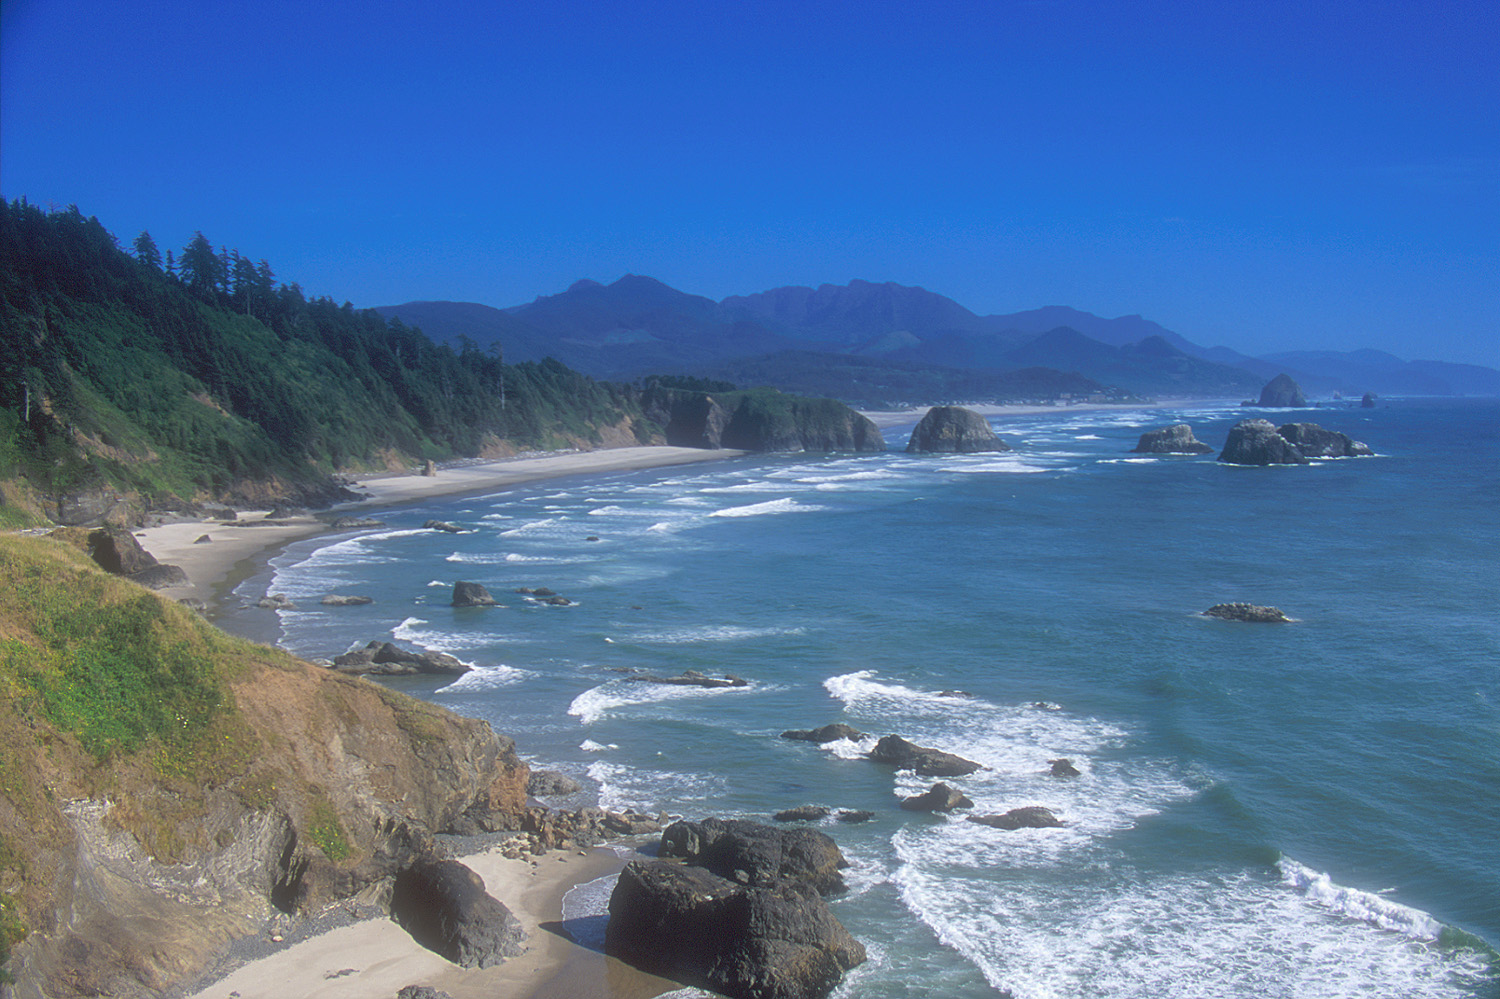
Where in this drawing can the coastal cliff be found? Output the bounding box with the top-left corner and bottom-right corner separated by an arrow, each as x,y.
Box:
640,386 -> 884,452
0,535 -> 529,997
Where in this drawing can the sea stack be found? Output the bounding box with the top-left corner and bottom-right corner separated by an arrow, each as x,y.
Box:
1257,373 -> 1308,408
1218,419 -> 1310,465
906,406 -> 1011,453
1131,424 -> 1214,454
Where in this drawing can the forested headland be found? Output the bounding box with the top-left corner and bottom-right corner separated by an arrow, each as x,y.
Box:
0,201 -> 665,526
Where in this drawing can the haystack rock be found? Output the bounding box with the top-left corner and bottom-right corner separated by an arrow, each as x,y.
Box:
1131,424 -> 1214,454
1257,373 -> 1307,408
906,406 -> 1011,454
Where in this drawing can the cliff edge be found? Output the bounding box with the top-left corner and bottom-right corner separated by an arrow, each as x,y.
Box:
0,535 -> 528,998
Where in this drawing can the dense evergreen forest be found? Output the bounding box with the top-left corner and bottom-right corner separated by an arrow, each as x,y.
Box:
0,200 -> 652,523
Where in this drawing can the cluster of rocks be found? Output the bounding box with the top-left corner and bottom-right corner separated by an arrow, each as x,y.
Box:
606,818 -> 865,999
772,806 -> 874,824
906,406 -> 1012,454
779,725 -> 985,777
515,586 -> 574,606
1219,419 -> 1372,465
256,593 -> 297,610
331,641 -> 471,676
1131,424 -> 1214,454
51,525 -> 189,591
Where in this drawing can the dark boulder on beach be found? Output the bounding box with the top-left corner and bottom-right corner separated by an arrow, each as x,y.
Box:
527,770 -> 583,797
630,669 -> 747,688
869,735 -> 984,777
660,817 -> 849,895
906,406 -> 1011,454
397,987 -> 454,999
452,581 -> 498,607
194,533 -> 212,544
1131,424 -> 1214,454
1049,758 -> 1082,777
1257,373 -> 1308,407
606,857 -> 865,999
781,723 -> 868,743
1204,603 -> 1291,623
899,782 -> 973,813
775,806 -> 832,823
968,806 -> 1064,830
1276,422 -> 1373,458
1218,419 -> 1310,465
127,563 -> 190,589
390,859 -> 526,968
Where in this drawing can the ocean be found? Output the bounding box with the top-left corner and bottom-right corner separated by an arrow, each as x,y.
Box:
240,398 -> 1499,999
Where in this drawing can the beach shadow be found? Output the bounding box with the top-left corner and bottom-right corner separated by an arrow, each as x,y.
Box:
542,915 -> 608,954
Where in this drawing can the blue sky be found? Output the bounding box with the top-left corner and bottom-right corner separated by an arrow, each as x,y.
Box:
3,0 -> 1496,365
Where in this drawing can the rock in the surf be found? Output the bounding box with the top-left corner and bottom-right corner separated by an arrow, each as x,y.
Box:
1049,758 -> 1082,777
1131,424 -> 1215,454
899,783 -> 973,813
906,406 -> 1011,454
869,735 -> 984,777
629,669 -> 747,688
452,581 -> 498,607
605,858 -> 865,999
781,723 -> 868,743
774,806 -> 832,823
1257,373 -> 1308,407
660,817 -> 849,895
320,594 -> 374,606
1276,422 -> 1373,458
424,519 -> 465,533
1204,603 -> 1291,623
1218,419 -> 1310,465
390,859 -> 526,968
967,806 -> 1064,830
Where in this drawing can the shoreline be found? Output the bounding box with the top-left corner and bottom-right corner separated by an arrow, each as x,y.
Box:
136,445 -> 747,614
856,398 -> 1216,429
185,844 -> 684,999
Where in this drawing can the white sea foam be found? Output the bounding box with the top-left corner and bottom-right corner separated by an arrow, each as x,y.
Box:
579,739 -> 617,752
710,497 -> 827,518
435,663 -> 532,692
587,505 -> 626,516
631,625 -> 807,644
1278,858 -> 1447,941
586,759 -> 729,813
500,518 -> 559,536
392,616 -> 427,641
568,678 -> 754,726
426,579 -> 448,587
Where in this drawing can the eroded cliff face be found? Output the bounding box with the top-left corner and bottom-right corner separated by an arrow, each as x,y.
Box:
0,536 -> 528,999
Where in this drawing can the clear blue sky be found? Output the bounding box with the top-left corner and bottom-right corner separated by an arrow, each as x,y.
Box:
3,0 -> 1496,365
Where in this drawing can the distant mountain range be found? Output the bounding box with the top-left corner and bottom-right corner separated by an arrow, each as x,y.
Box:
376,277 -> 1500,405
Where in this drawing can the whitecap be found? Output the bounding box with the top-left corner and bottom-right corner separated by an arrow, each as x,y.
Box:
568,679 -> 754,726
710,497 -> 826,518
579,739 -> 617,752
1278,858 -> 1446,941
435,663 -> 532,693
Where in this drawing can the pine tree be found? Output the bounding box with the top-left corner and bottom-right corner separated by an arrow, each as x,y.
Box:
132,231 -> 161,269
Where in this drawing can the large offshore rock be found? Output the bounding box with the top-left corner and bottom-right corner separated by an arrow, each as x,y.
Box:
1257,373 -> 1307,407
660,817 -> 849,895
781,723 -> 868,744
1276,422 -> 1373,458
1131,423 -> 1214,454
451,581 -> 498,607
1218,419 -> 1310,465
906,406 -> 1011,453
869,735 -> 984,777
390,859 -> 526,968
606,859 -> 865,999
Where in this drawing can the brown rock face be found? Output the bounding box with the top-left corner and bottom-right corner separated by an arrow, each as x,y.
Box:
906,406 -> 1011,454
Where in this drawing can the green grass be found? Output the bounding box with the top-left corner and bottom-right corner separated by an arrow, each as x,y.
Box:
306,796 -> 350,862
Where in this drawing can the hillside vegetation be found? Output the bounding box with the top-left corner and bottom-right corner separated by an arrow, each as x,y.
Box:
0,200 -> 651,522
0,534 -> 528,994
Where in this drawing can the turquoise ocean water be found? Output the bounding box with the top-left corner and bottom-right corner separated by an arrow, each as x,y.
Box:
241,398 -> 1499,999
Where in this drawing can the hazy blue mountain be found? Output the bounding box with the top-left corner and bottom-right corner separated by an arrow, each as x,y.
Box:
720,279 -> 996,345
1005,328 -> 1264,397
1262,349 -> 1500,396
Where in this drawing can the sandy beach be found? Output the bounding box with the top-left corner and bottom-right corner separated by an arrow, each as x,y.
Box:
137,445 -> 745,610
185,845 -> 684,999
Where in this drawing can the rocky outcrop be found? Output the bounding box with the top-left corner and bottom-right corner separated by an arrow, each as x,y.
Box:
836,811 -> 874,824
906,406 -> 1011,454
628,669 -> 747,688
320,594 -> 374,606
48,525 -> 189,590
1276,423 -> 1373,457
331,516 -> 386,529
527,770 -> 583,797
1218,419 -> 1310,465
1204,603 -> 1291,623
1361,392 -> 1377,408
660,818 -> 849,895
1049,758 -> 1082,777
390,859 -> 526,968
451,581 -> 497,607
641,387 -> 884,453
331,641 -> 471,675
869,735 -> 984,777
968,806 -> 1064,830
781,723 -> 867,743
605,858 -> 865,999
899,783 -> 973,813
255,593 -> 297,610
1131,424 -> 1214,454
424,520 -> 465,533
1257,373 -> 1308,407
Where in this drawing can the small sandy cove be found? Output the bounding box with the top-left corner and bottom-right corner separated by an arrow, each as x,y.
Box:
187,846 -> 681,999
137,445 -> 744,609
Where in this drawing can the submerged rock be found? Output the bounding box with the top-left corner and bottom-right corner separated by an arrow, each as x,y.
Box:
629,669 -> 747,688
1257,373 -> 1307,407
906,406 -> 1011,454
1131,424 -> 1214,454
836,810 -> 875,824
1204,603 -> 1291,623
390,859 -> 526,968
781,723 -> 868,744
967,806 -> 1064,830
869,735 -> 984,777
774,806 -> 832,823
